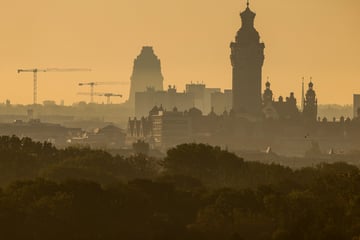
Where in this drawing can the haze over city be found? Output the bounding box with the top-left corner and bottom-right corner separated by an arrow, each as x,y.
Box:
0,0 -> 359,105
2,1 -> 360,239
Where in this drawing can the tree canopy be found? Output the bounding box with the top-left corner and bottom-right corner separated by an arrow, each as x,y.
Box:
0,136 -> 360,239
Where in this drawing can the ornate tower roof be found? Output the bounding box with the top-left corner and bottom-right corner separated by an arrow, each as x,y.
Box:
240,1 -> 256,29
306,81 -> 316,99
263,80 -> 273,105
265,81 -> 271,88
234,1 -> 261,45
308,81 -> 314,89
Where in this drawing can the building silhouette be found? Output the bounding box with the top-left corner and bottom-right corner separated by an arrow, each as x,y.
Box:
125,2 -> 360,156
230,1 -> 265,117
211,90 -> 232,115
134,82 -> 223,117
303,81 -> 318,122
185,83 -> 220,114
127,106 -> 191,148
135,85 -> 194,117
128,46 -> 164,106
262,81 -> 300,120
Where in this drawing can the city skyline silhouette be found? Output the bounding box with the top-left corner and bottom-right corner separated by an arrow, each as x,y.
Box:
0,0 -> 359,105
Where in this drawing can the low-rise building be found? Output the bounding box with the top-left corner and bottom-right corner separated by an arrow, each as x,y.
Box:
128,106 -> 191,149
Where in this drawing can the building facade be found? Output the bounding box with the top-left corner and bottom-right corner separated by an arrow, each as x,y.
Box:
127,106 -> 191,149
211,90 -> 232,115
185,83 -> 221,114
262,81 -> 300,120
135,86 -> 194,117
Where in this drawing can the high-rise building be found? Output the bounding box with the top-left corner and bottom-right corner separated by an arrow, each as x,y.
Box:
230,2 -> 265,117
128,46 -> 164,105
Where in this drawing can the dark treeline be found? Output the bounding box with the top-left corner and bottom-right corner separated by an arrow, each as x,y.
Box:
1,135 -> 360,239
0,135 -> 160,186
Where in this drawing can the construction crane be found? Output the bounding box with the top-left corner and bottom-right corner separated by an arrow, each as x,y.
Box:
78,82 -> 125,103
17,68 -> 91,105
78,92 -> 123,104
101,93 -> 123,104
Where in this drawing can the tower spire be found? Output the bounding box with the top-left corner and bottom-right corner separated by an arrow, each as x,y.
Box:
247,0 -> 249,8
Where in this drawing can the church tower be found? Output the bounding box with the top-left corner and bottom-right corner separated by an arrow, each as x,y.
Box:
128,46 -> 164,106
230,1 -> 265,117
303,81 -> 318,122
262,80 -> 273,106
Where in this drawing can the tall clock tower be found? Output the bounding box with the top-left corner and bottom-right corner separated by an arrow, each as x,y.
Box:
230,1 -> 265,117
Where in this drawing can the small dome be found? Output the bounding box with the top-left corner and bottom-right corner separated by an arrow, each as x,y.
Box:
309,82 -> 314,88
265,81 -> 271,88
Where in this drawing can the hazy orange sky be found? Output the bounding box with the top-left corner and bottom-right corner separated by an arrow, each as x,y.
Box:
0,0 -> 359,105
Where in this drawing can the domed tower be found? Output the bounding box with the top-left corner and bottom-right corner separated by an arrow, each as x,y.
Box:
303,81 -> 318,121
263,81 -> 273,106
128,46 -> 164,105
230,1 -> 265,117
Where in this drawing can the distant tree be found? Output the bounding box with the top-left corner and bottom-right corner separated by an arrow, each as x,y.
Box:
163,143 -> 242,183
156,174 -> 204,191
126,154 -> 160,179
162,143 -> 294,189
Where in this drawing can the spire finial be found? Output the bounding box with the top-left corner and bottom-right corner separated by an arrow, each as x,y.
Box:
247,0 -> 249,7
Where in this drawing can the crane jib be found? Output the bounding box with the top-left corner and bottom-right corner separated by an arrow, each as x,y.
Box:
17,68 -> 92,105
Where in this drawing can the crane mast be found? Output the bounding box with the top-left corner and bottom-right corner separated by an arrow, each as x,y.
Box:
17,68 -> 91,105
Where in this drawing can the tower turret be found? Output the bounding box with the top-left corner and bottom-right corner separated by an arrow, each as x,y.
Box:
263,80 -> 273,106
231,1 -> 265,117
303,80 -> 318,122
